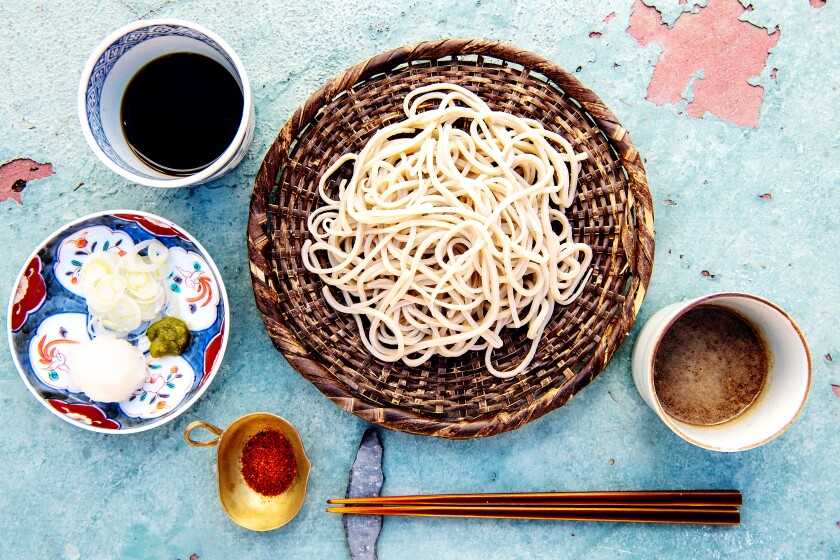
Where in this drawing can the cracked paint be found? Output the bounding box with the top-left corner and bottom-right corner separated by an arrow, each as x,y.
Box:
590,10 -> 617,39
0,158 -> 54,204
627,0 -> 780,127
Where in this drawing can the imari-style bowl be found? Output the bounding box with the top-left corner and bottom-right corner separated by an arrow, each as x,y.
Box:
7,210 -> 229,434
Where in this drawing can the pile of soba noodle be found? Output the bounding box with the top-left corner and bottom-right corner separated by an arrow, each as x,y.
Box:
301,83 -> 591,378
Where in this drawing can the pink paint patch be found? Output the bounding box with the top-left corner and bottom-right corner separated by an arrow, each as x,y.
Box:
679,0 -> 688,4
832,385 -> 840,398
627,0 -> 780,127
810,0 -> 826,8
590,32 -> 602,39
0,158 -> 54,204
604,11 -> 616,23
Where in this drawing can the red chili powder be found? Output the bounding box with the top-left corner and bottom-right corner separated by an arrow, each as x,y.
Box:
240,429 -> 298,496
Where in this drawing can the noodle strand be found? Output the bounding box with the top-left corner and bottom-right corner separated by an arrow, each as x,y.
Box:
302,83 -> 592,378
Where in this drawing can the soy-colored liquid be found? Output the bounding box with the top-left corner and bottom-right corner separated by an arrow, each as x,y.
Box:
653,305 -> 768,426
121,52 -> 244,176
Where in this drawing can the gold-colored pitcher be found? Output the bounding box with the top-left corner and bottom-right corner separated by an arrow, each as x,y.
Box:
184,412 -> 311,531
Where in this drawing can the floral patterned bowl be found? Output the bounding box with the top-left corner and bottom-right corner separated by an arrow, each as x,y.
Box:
7,210 -> 229,433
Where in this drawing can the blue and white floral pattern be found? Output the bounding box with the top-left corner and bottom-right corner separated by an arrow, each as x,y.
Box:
8,211 -> 228,434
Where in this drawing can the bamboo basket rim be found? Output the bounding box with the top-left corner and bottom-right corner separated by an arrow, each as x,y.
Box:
247,38 -> 654,439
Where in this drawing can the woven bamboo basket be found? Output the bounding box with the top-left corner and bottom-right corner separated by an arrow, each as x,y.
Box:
248,39 -> 654,439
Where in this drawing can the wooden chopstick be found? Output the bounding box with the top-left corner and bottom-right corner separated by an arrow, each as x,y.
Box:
326,505 -> 741,525
328,490 -> 742,508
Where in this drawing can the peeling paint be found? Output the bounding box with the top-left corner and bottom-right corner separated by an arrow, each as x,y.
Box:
590,10 -> 615,39
809,0 -> 826,8
0,158 -> 54,204
627,0 -> 780,127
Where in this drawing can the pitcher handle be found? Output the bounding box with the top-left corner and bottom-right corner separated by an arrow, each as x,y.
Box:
184,420 -> 223,447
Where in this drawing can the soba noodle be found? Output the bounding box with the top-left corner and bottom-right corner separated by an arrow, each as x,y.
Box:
301,83 -> 592,378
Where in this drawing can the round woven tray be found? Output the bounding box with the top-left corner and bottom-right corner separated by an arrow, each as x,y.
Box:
248,39 -> 654,439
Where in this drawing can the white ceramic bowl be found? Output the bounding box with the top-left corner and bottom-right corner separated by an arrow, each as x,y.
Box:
78,19 -> 254,187
7,210 -> 230,433
631,292 -> 811,452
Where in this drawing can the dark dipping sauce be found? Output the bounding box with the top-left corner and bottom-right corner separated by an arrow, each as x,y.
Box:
653,305 -> 768,426
121,52 -> 244,176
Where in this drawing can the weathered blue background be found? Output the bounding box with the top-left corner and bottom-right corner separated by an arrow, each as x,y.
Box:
1,0 -> 837,558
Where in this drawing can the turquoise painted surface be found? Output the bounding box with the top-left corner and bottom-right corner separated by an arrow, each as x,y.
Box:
1,0 -> 837,558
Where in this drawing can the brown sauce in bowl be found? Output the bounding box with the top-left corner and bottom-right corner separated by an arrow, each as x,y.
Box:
653,305 -> 768,425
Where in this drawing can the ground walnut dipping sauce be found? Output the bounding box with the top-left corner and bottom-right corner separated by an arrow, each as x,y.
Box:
653,305 -> 769,426
240,430 -> 298,496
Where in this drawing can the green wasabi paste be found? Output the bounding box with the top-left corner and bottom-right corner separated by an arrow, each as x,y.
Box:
147,317 -> 190,358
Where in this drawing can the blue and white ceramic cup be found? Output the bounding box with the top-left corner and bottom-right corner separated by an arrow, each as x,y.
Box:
78,19 -> 254,188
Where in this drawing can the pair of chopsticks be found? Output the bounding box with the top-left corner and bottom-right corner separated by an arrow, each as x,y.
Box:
327,490 -> 742,525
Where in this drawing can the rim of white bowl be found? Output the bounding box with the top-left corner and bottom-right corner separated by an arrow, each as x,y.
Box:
7,209 -> 231,434
646,292 -> 811,452
77,19 -> 252,188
